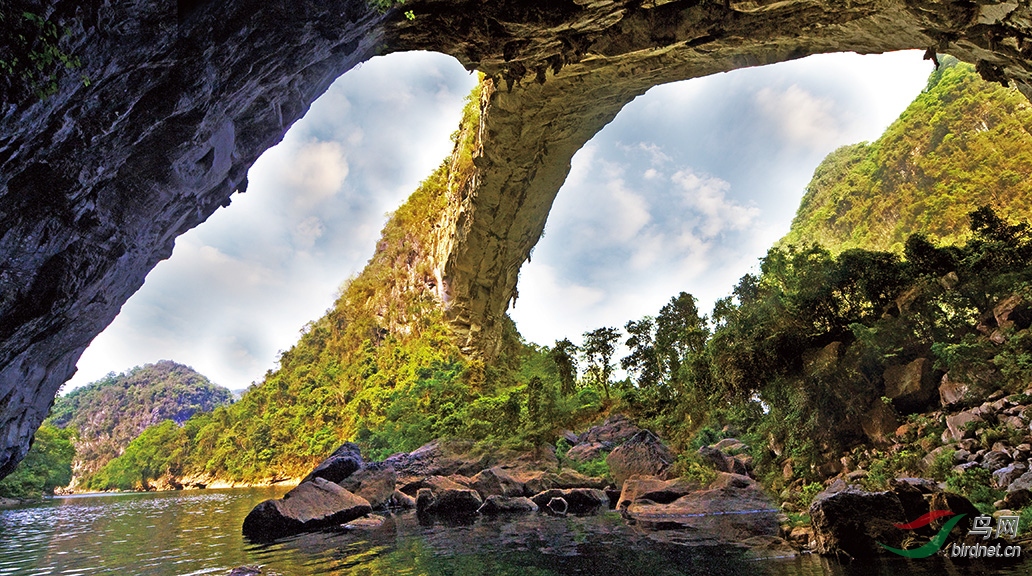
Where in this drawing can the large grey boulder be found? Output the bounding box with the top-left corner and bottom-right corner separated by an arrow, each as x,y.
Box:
242,477 -> 372,541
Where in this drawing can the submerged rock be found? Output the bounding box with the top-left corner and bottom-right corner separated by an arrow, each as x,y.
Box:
242,477 -> 372,541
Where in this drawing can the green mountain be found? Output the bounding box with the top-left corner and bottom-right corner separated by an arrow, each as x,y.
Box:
782,57 -> 1032,253
49,360 -> 233,485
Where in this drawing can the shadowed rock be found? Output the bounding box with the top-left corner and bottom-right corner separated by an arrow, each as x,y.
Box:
530,488 -> 608,514
477,495 -> 538,514
301,442 -> 363,485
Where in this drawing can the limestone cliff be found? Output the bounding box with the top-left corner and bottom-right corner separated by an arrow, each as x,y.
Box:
4,0 -> 1032,477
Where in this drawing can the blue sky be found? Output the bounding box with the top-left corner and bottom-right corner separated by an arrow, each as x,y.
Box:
65,49 -> 932,391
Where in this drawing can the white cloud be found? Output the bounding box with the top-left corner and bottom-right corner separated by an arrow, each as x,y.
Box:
285,140 -> 349,209
672,169 -> 759,237
754,84 -> 842,149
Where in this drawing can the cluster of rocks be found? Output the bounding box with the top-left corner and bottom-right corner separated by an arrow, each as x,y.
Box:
242,437 -> 619,541
242,415 -> 788,556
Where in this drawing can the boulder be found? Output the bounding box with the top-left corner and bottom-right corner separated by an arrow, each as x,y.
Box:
413,477 -> 482,516
617,475 -> 699,510
580,414 -> 642,445
981,450 -> 1013,472
477,495 -> 538,514
1002,489 -> 1032,510
943,410 -> 985,442
385,440 -> 493,486
808,486 -> 905,558
697,445 -> 734,473
624,473 -> 778,540
994,462 -> 1029,490
883,358 -> 939,411
242,477 -> 372,541
1007,470 -> 1032,492
995,294 -> 1032,331
939,373 -> 971,407
565,441 -> 609,463
860,400 -> 899,447
226,567 -> 262,576
530,488 -> 608,513
471,466 -> 525,498
391,489 -> 416,509
300,442 -> 363,485
338,462 -> 397,509
519,469 -> 608,494
606,430 -> 673,487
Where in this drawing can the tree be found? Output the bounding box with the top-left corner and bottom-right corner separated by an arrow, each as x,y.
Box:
550,338 -> 579,395
655,292 -> 709,380
582,327 -> 620,399
621,317 -> 660,389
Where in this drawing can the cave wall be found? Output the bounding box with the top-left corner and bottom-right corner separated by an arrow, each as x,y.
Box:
4,0 -> 1032,476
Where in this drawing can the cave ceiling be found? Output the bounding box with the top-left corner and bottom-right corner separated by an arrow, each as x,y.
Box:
1,0 -> 1030,476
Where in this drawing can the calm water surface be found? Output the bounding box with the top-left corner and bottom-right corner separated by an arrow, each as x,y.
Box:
0,487 -> 1030,576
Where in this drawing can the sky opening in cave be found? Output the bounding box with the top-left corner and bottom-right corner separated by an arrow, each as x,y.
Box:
63,49 -> 932,392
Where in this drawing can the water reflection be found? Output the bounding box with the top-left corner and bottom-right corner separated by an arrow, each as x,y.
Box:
0,489 -> 1028,576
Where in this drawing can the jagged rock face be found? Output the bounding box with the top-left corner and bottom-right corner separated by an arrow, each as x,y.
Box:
4,0 -> 1032,477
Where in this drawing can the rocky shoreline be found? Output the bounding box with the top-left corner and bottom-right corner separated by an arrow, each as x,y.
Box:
237,412 -> 1032,572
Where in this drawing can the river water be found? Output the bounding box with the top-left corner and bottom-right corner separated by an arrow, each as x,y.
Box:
0,487 -> 1029,576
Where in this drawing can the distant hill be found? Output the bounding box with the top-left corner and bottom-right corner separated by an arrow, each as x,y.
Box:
782,57 -> 1032,253
48,360 -> 233,484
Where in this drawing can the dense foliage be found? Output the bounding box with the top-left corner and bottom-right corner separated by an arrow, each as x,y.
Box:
782,57 -> 1032,253
0,424 -> 74,499
612,207 -> 1032,491
49,360 -> 232,484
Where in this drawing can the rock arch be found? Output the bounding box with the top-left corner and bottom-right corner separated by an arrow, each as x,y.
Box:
2,0 -> 1031,475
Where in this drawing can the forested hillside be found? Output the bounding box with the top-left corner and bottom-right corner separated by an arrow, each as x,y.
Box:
48,360 -> 232,486
782,57 -> 1032,253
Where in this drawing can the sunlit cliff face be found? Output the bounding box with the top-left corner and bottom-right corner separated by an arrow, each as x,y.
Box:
2,0 -> 1032,477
